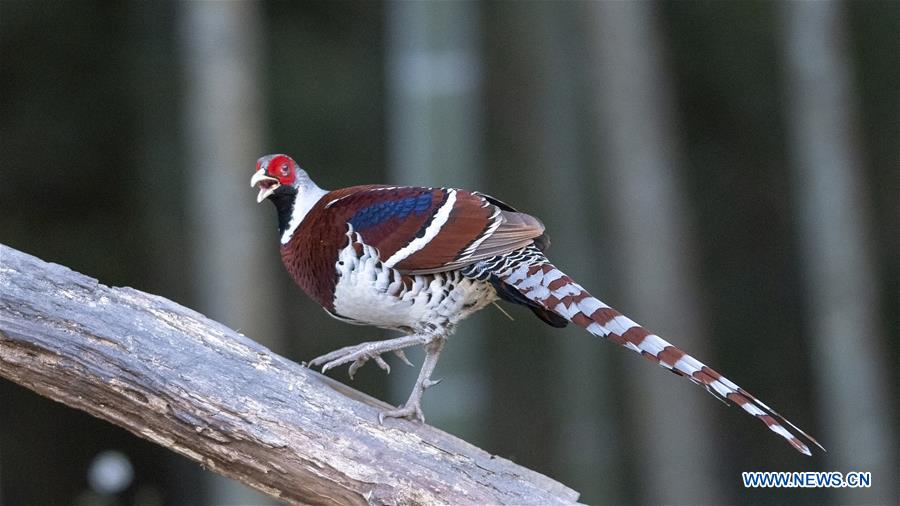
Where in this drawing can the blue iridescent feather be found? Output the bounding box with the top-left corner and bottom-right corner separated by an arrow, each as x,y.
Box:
349,192 -> 433,230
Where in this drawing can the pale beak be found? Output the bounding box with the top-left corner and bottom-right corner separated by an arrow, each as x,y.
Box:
250,168 -> 280,203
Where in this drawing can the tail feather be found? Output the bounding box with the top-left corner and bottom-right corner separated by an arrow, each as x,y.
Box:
492,252 -> 823,456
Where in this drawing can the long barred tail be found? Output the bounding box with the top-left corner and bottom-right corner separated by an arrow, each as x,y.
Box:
471,247 -> 823,456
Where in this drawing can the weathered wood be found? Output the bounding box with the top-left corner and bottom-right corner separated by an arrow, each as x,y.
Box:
0,244 -> 579,505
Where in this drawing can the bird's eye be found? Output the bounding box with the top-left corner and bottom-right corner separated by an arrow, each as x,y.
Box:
280,164 -> 290,176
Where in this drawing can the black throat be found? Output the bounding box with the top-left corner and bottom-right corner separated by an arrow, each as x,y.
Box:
269,186 -> 298,238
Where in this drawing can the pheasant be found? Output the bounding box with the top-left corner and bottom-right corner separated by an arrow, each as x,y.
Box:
251,153 -> 823,456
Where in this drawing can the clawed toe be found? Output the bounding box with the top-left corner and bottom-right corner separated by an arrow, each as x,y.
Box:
319,351 -> 391,379
378,403 -> 425,424
394,349 -> 414,367
310,342 -> 398,379
377,375 -> 442,424
347,354 -> 391,379
308,347 -> 348,368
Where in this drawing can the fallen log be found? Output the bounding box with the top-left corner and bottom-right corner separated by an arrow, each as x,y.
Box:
0,243 -> 579,505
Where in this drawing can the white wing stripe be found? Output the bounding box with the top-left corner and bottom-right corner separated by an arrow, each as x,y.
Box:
459,208 -> 503,259
384,190 -> 458,267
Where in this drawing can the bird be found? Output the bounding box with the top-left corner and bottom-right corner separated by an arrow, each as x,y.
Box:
251,153 -> 823,456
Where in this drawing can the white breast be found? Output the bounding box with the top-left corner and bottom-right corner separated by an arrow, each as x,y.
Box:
331,230 -> 497,333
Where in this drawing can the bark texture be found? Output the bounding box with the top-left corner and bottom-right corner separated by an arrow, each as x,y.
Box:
0,244 -> 579,505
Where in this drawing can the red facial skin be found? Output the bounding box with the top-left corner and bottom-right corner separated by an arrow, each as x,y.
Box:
258,154 -> 298,187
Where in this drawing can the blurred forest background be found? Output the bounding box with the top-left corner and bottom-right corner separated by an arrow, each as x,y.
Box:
1,1 -> 898,505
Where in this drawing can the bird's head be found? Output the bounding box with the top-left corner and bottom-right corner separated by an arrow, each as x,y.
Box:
250,153 -> 305,203
251,153 -> 328,243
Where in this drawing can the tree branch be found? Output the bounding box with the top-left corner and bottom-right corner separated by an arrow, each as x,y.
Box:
0,244 -> 579,505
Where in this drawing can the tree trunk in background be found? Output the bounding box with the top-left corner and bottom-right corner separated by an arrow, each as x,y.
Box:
384,1 -> 487,439
780,2 -> 897,503
128,4 -> 202,504
586,2 -> 723,504
179,2 -> 280,504
487,5 -> 620,503
130,2 -> 192,303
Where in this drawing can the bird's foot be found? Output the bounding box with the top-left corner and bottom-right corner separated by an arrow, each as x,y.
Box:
377,377 -> 443,424
308,337 -> 421,379
311,334 -> 447,425
379,401 -> 425,424
309,343 -> 390,379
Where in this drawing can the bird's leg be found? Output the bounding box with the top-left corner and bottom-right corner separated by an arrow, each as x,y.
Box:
308,334 -> 427,379
379,335 -> 446,423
